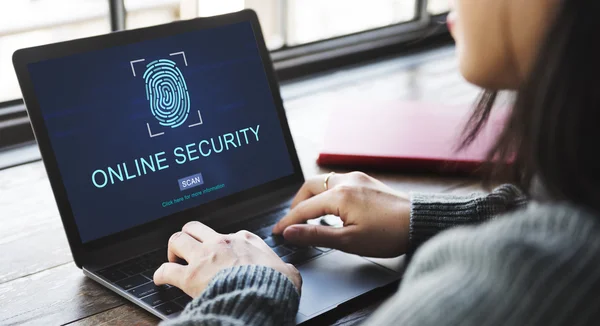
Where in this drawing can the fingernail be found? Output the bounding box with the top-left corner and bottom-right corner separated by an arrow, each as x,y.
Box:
272,224 -> 280,234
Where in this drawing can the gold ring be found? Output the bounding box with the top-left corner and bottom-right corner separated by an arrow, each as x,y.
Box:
324,172 -> 335,191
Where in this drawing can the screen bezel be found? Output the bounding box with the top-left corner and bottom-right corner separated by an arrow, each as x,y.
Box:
12,9 -> 304,265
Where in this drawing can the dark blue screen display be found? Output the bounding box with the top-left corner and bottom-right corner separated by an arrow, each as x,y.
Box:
28,22 -> 295,243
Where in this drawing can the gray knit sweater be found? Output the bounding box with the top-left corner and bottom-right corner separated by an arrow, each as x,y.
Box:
163,184 -> 600,325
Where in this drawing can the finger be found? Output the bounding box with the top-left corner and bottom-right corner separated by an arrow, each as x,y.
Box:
290,173 -> 341,208
168,231 -> 202,263
182,221 -> 220,243
273,191 -> 341,234
153,262 -> 186,288
282,224 -> 355,250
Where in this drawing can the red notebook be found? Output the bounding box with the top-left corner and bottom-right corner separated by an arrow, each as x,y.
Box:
316,101 -> 507,175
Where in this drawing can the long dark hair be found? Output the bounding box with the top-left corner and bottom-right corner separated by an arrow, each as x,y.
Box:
461,0 -> 600,211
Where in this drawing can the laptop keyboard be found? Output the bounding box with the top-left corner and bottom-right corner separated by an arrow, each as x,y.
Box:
96,207 -> 332,317
230,208 -> 330,265
97,249 -> 191,316
261,234 -> 328,264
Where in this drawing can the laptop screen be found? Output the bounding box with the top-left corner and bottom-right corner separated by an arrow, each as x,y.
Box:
27,22 -> 295,243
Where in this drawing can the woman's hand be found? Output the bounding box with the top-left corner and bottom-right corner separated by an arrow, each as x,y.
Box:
272,172 -> 411,258
154,221 -> 302,298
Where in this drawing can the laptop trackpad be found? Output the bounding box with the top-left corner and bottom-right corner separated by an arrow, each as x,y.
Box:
296,250 -> 399,318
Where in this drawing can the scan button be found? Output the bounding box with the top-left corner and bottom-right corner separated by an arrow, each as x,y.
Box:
178,173 -> 204,191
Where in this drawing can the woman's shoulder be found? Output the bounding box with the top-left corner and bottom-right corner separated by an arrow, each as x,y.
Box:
490,201 -> 600,240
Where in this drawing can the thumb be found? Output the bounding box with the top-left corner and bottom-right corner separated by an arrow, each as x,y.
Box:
282,224 -> 352,250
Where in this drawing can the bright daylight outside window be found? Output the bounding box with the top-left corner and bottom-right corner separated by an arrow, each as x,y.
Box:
125,0 -> 431,50
1,0 -> 449,104
0,0 -> 110,103
428,0 -> 450,15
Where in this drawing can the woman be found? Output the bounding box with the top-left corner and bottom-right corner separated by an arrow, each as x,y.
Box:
155,0 -> 600,324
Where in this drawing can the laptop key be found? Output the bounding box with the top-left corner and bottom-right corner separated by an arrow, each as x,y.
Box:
138,260 -> 154,271
167,287 -> 184,297
264,235 -> 285,247
149,257 -> 166,268
272,246 -> 292,257
155,302 -> 183,316
253,226 -> 274,239
282,248 -> 322,265
262,209 -> 289,226
129,282 -> 160,298
98,269 -> 127,282
142,287 -> 185,307
146,250 -> 166,264
120,263 -> 146,276
142,269 -> 156,280
174,294 -> 193,307
115,274 -> 150,290
245,208 -> 289,231
142,293 -> 168,307
283,244 -> 304,252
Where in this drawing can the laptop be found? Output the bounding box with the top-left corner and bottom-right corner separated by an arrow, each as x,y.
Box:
12,9 -> 401,324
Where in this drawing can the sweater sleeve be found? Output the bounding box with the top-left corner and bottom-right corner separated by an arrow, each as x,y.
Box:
161,265 -> 299,326
409,184 -> 527,252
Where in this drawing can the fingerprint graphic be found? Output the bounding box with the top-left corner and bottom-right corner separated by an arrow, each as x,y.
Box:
143,59 -> 190,128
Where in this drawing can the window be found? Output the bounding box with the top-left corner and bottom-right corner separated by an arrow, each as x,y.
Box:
118,0 -> 449,79
285,0 -> 417,46
0,0 -> 110,103
122,0 -> 434,49
428,0 -> 451,15
124,0 -> 180,30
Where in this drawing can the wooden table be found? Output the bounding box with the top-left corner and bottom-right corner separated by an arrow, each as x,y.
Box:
0,45 -> 486,325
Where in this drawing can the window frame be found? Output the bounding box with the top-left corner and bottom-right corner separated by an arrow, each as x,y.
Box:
0,0 -> 450,154
273,0 -> 429,60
